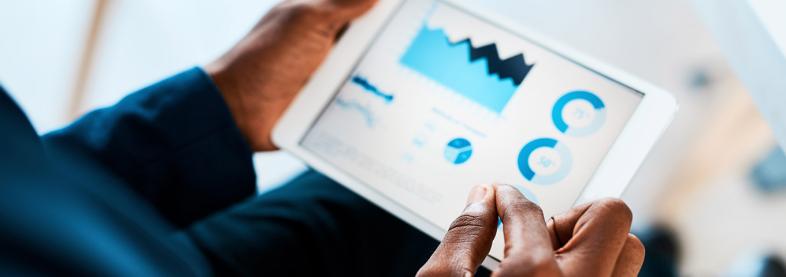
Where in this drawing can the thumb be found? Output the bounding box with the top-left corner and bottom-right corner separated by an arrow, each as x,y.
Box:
418,185 -> 498,277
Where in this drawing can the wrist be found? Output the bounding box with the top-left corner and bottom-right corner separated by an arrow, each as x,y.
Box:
204,63 -> 256,150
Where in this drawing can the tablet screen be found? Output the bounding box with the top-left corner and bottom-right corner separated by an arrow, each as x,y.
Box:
300,0 -> 643,259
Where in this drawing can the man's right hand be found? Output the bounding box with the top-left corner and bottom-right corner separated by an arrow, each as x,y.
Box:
417,184 -> 645,277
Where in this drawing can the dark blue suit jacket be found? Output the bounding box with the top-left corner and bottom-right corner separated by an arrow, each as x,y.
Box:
0,68 -> 256,275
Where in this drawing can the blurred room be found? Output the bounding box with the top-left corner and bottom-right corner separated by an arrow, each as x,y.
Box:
2,0 -> 785,275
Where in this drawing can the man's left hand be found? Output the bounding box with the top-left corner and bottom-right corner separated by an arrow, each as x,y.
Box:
206,0 -> 376,151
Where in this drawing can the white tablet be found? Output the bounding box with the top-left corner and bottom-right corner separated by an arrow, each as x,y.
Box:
273,0 -> 676,269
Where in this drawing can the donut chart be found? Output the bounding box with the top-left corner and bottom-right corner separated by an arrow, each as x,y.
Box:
517,138 -> 572,185
552,90 -> 606,137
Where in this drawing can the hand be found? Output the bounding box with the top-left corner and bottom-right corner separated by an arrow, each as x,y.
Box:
417,184 -> 644,277
206,0 -> 376,151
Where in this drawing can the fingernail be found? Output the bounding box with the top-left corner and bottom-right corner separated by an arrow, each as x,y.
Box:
466,184 -> 488,205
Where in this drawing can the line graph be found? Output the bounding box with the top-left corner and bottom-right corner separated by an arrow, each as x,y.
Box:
351,75 -> 395,103
400,25 -> 535,113
334,97 -> 375,127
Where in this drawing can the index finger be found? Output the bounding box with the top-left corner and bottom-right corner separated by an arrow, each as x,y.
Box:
492,185 -> 558,276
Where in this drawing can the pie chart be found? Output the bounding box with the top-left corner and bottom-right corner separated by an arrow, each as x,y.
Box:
552,90 -> 606,137
517,138 -> 572,185
444,138 -> 473,165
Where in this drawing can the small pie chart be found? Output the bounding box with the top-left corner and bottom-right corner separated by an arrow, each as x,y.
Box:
444,138 -> 473,165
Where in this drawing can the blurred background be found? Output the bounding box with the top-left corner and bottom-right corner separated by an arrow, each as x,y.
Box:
1,0 -> 785,275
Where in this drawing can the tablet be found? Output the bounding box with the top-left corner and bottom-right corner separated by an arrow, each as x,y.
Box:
273,0 -> 676,268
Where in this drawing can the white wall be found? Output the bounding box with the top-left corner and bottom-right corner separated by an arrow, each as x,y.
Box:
0,0 -> 92,132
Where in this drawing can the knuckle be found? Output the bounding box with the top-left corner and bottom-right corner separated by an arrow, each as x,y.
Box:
446,213 -> 489,239
492,264 -> 515,277
596,198 -> 633,222
276,2 -> 325,21
525,255 -> 554,272
496,255 -> 555,276
627,234 -> 646,257
505,200 -> 543,218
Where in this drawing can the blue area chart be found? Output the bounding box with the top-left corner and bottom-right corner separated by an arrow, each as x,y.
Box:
552,91 -> 606,137
401,26 -> 535,113
444,138 -> 473,165
517,138 -> 572,185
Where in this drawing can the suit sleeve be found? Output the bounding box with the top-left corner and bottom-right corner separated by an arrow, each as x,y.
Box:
42,67 -> 257,228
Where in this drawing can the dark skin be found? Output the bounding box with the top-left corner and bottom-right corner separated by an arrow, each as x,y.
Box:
417,184 -> 645,277
206,0 -> 376,151
206,0 -> 645,276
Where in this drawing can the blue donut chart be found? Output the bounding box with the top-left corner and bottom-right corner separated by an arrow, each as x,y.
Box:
517,138 -> 572,185
552,90 -> 606,137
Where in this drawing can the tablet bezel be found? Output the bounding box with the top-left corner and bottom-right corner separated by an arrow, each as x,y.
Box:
272,0 -> 677,269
